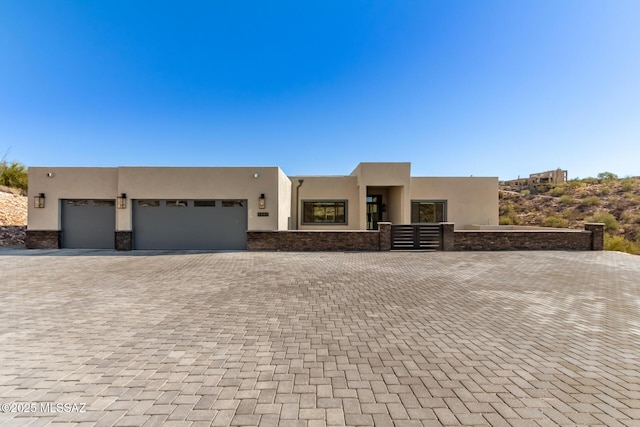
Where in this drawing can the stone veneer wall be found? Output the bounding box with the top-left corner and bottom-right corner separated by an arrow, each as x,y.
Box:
452,226 -> 604,251
247,230 -> 380,251
248,223 -> 392,252
115,231 -> 133,251
25,230 -> 61,249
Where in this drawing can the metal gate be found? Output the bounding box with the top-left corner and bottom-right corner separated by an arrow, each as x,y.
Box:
391,224 -> 441,250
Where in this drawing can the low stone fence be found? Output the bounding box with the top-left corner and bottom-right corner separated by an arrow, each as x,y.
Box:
453,227 -> 601,251
247,222 -> 604,252
247,223 -> 391,251
452,223 -> 603,251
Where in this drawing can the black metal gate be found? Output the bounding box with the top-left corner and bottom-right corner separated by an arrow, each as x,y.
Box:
391,224 -> 441,250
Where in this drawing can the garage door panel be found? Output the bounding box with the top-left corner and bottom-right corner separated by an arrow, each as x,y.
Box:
62,199 -> 116,249
133,199 -> 247,250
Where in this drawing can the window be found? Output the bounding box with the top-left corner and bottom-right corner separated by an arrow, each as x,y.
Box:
222,200 -> 244,207
66,200 -> 89,206
138,200 -> 160,207
194,200 -> 216,207
93,200 -> 115,207
411,201 -> 446,223
166,200 -> 189,207
302,201 -> 347,224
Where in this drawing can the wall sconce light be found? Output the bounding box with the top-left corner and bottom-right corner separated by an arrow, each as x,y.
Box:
259,193 -> 266,209
116,193 -> 127,209
34,193 -> 46,208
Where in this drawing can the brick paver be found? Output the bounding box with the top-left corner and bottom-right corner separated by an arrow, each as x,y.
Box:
1,249 -> 639,426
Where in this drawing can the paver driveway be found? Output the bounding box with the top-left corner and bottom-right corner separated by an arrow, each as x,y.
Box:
1,250 -> 639,427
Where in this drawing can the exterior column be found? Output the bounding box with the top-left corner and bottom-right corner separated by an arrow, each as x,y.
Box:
584,223 -> 604,251
440,222 -> 455,251
115,231 -> 133,251
378,222 -> 392,251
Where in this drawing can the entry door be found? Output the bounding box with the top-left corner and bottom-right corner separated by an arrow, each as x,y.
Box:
62,199 -> 116,249
366,195 -> 382,230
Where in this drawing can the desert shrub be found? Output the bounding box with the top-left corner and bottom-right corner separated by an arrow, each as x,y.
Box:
0,161 -> 28,192
499,216 -> 516,225
542,216 -> 568,228
586,212 -> 619,231
581,196 -> 601,207
582,177 -> 600,185
500,203 -> 516,216
621,178 -> 637,192
559,195 -> 573,205
566,180 -> 583,189
536,185 -> 550,193
597,171 -> 618,181
604,234 -> 639,255
599,186 -> 611,196
550,186 -> 565,196
520,189 -> 530,197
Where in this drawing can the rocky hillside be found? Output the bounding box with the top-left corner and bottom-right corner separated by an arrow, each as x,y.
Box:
500,175 -> 640,254
0,186 -> 27,246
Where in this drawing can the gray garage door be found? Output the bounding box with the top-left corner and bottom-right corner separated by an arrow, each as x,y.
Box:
62,199 -> 116,249
132,199 -> 247,250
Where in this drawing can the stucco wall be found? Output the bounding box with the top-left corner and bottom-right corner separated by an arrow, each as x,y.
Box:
410,177 -> 498,228
291,176 -> 360,230
29,166 -> 288,232
118,167 -> 283,231
277,168 -> 292,230
28,167 -> 119,230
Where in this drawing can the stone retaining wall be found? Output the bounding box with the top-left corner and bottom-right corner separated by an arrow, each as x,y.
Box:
0,225 -> 26,247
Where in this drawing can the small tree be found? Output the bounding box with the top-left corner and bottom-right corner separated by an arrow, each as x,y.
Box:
597,172 -> 618,181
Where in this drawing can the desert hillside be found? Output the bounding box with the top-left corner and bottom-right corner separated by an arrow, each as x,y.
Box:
0,187 -> 27,246
500,175 -> 640,254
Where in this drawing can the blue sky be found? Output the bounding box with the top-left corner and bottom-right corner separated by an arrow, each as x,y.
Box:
1,1 -> 638,180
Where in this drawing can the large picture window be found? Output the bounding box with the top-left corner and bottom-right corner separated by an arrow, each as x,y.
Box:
302,201 -> 347,224
411,200 -> 447,223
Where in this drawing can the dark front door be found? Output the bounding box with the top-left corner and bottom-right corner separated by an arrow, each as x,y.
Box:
366,195 -> 382,230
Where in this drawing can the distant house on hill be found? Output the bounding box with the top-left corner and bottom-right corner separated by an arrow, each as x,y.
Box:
503,168 -> 568,189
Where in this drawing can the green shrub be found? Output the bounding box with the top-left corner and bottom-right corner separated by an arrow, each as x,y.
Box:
581,196 -> 601,206
621,179 -> 637,192
0,161 -> 28,192
599,186 -> 611,196
542,216 -> 568,228
550,186 -> 564,196
499,216 -> 516,225
586,212 -> 619,231
604,234 -> 639,255
499,203 -> 515,216
559,195 -> 573,205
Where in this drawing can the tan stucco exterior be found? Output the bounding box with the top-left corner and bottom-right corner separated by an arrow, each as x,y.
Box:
28,166 -> 291,232
290,176 -> 360,230
410,177 -> 498,229
28,167 -> 118,230
28,162 -> 498,241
